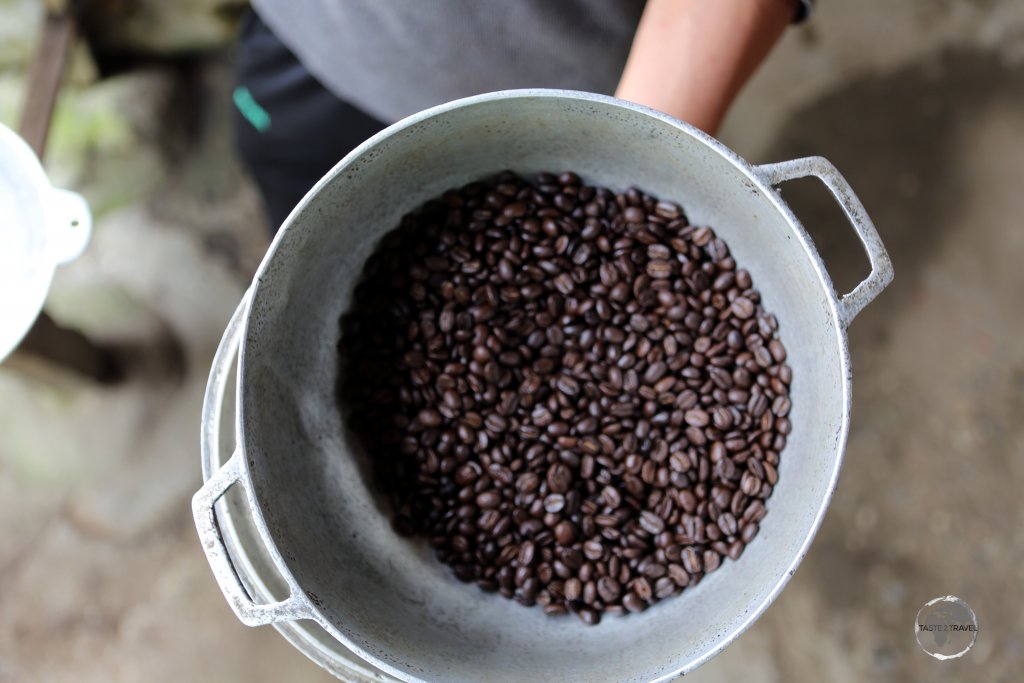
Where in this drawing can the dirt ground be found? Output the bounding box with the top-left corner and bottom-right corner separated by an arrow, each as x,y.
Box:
1,1 -> 1022,681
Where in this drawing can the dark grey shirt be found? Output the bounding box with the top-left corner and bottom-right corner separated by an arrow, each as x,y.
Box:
252,0 -> 644,122
252,0 -> 811,123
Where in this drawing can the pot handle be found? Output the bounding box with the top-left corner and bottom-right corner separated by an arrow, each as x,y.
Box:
192,296 -> 316,627
755,156 -> 893,327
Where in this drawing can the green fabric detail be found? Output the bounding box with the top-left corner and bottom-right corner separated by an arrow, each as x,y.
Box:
233,86 -> 271,132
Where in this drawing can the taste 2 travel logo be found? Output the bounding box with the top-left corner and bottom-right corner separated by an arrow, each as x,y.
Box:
915,595 -> 979,660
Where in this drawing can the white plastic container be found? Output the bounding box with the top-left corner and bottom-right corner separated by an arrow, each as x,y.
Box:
0,122 -> 91,361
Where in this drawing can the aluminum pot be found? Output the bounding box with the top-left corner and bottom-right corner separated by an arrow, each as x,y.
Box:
194,89 -> 892,683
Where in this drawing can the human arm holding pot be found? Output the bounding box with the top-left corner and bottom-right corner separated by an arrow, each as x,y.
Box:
616,0 -> 807,135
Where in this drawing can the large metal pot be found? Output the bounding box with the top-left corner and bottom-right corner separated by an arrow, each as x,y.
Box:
194,90 -> 892,682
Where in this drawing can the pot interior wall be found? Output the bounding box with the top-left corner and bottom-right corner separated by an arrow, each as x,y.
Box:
240,93 -> 847,683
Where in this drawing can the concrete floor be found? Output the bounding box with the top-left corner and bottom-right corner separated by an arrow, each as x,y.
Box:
2,1 -> 1023,681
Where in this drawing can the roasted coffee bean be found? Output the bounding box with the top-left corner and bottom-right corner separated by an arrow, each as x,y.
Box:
668,563 -> 690,587
564,576 -> 582,601
476,490 -> 502,509
684,408 -> 710,428
646,260 -> 672,279
623,206 -> 646,224
633,576 -> 653,601
544,493 -> 566,514
643,361 -> 668,384
340,171 -> 790,626
547,463 -> 573,494
602,485 -> 622,509
703,549 -> 722,573
554,520 -> 577,545
518,541 -> 536,566
622,592 -> 646,613
681,547 -> 702,574
583,539 -> 605,561
730,297 -> 755,319
543,603 -> 568,616
556,375 -> 580,397
655,576 -> 677,599
639,511 -> 665,534
597,576 -> 621,603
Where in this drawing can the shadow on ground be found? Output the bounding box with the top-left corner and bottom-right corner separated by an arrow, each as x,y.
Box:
779,48 -> 1020,681
764,48 -> 1024,340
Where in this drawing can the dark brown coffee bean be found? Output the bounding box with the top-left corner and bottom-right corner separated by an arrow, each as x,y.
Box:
484,414 -> 508,433
623,592 -> 646,613
683,408 -> 709,428
543,603 -> 567,616
639,511 -> 665,534
597,576 -> 621,603
623,206 -> 645,224
556,375 -> 580,397
691,227 -> 712,246
583,539 -> 604,561
602,485 -> 622,509
668,563 -> 690,587
476,490 -> 501,509
735,269 -> 752,289
741,470 -> 761,496
633,576 -> 653,601
655,577 -> 677,599
544,494 -> 566,514
547,463 -> 572,494
681,547 -> 702,574
641,561 -> 667,579
743,501 -> 766,524
564,577 -> 582,601
718,511 -> 738,536
418,408 -> 443,427
730,297 -> 755,319
669,451 -> 691,474
703,549 -> 721,573
646,260 -> 672,279
772,395 -> 792,417
643,361 -> 668,384
554,520 -> 576,545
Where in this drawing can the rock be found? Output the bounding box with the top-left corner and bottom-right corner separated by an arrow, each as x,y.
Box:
0,0 -> 41,70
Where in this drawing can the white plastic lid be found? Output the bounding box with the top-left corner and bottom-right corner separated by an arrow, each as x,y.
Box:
0,123 -> 91,361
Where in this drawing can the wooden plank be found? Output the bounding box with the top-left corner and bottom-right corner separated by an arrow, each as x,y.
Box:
18,10 -> 77,158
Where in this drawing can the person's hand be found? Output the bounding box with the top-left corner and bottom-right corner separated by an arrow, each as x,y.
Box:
616,0 -> 798,135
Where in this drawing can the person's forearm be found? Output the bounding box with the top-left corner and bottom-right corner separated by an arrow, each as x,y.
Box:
616,0 -> 796,135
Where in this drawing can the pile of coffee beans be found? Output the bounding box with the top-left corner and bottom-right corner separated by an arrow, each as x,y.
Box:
338,171 -> 791,626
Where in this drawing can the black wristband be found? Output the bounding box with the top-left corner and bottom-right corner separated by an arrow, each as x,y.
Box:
793,0 -> 815,23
